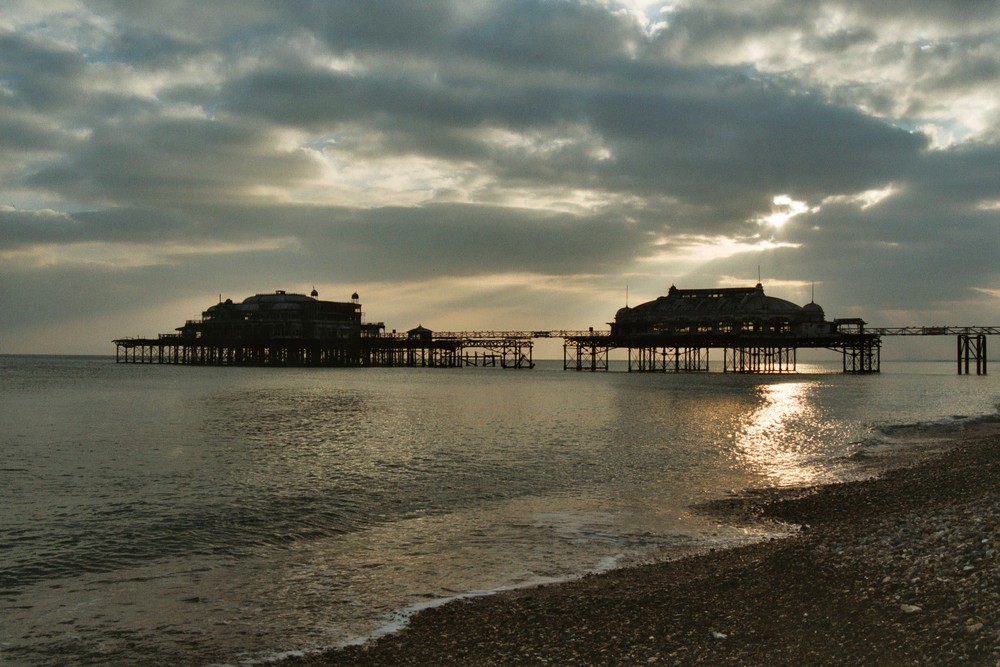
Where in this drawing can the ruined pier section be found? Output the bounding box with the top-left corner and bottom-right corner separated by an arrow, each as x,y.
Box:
113,290 -> 536,370
113,286 -> 994,374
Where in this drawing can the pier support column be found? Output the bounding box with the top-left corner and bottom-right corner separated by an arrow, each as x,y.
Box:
564,339 -> 608,371
841,338 -> 880,373
724,346 -> 795,373
958,333 -> 987,375
629,347 -> 709,372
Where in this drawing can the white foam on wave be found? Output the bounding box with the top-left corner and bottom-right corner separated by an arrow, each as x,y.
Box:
240,554 -> 631,666
229,527 -> 786,666
260,530 -> 778,665
344,567 -> 602,647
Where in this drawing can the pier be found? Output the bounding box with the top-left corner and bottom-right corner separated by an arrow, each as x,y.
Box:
113,328 -> 538,370
114,326 -> 993,375
872,327 -> 995,376
112,287 -> 995,374
562,285 -> 885,374
560,325 -> 996,375
560,327 -> 882,374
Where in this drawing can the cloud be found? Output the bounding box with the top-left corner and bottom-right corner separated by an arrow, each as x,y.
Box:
0,1 -> 997,353
654,1 -> 1000,137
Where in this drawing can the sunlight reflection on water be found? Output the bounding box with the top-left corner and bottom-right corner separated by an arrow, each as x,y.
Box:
735,381 -> 825,486
2,358 -> 998,665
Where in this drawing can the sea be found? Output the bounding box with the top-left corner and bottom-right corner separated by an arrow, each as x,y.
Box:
1,354 -> 998,666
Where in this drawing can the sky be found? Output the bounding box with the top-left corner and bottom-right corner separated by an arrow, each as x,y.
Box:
1,0 -> 998,355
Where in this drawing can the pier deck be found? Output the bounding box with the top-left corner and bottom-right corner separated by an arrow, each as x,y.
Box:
114,327 -> 993,374
561,330 -> 881,374
562,326 -> 995,374
113,330 -> 538,369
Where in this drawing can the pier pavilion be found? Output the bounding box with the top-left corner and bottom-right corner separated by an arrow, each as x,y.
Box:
563,284 -> 881,373
112,290 -> 536,369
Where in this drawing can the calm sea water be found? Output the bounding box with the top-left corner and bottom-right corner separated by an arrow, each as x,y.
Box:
1,355 -> 997,665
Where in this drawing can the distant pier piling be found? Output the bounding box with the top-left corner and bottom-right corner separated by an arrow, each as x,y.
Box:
871,327 -> 995,375
957,333 -> 988,375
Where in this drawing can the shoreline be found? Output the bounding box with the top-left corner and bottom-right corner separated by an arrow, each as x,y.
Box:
288,427 -> 1000,666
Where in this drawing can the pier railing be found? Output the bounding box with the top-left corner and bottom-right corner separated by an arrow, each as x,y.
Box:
428,330 -> 611,340
872,326 -> 1000,336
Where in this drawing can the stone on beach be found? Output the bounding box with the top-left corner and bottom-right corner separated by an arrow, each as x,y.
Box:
289,431 -> 1000,666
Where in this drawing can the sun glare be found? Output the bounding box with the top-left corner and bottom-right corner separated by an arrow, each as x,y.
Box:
821,186 -> 898,210
641,234 -> 801,267
758,194 -> 809,228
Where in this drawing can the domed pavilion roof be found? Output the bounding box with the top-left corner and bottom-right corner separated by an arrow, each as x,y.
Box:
615,284 -> 818,325
241,290 -> 316,305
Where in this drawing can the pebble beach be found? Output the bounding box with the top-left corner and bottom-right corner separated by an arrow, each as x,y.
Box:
289,425 -> 1000,666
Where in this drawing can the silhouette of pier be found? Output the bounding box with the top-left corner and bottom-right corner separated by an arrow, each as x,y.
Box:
113,329 -> 540,369
562,285 -> 884,374
559,327 -> 881,374
114,325 -> 993,374
112,287 -> 994,374
562,329 -> 995,375
556,287 -> 995,375
872,327 -> 995,375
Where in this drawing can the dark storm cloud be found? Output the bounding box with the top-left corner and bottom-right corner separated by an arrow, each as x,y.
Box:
223,55 -> 924,227
221,68 -> 495,130
100,26 -> 203,66
0,107 -> 64,152
6,0 -> 933,224
0,0 -> 997,352
0,30 -> 86,113
26,115 -> 322,206
183,203 -> 646,281
2,198 -> 647,282
0,206 -> 200,250
908,143 -> 1000,207
704,140 -> 1000,317
303,204 -> 648,279
280,0 -> 639,67
583,79 -> 925,206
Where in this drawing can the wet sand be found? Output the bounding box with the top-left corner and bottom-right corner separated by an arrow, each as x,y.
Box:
289,429 -> 1000,665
